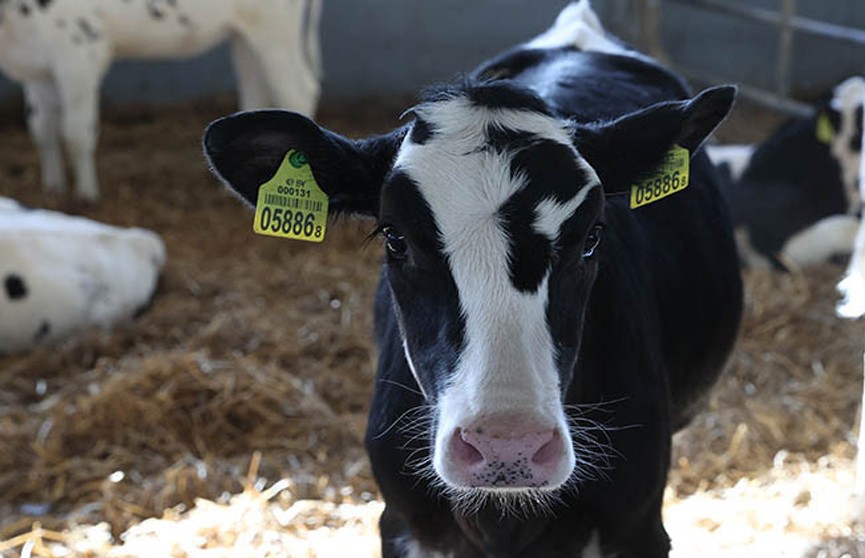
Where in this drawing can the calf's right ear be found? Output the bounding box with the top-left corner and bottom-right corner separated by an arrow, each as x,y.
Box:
203,110 -> 403,217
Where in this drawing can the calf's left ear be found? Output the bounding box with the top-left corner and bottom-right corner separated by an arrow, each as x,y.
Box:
574,85 -> 736,194
203,109 -> 403,216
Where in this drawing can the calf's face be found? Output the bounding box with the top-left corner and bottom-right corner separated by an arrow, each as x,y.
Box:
381,91 -> 606,498
204,81 -> 734,506
824,76 -> 865,212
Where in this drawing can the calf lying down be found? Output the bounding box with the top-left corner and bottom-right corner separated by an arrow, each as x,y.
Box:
0,198 -> 165,353
708,76 -> 865,271
205,2 -> 742,556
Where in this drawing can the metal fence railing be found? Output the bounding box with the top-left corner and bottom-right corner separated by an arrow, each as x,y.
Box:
639,0 -> 865,116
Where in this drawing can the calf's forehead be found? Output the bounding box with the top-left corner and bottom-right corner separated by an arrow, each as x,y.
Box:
386,94 -> 601,292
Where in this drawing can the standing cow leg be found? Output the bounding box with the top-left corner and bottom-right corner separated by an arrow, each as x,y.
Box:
24,80 -> 66,194
238,31 -> 320,116
837,216 -> 865,319
54,57 -> 107,201
230,36 -> 271,111
304,0 -> 324,80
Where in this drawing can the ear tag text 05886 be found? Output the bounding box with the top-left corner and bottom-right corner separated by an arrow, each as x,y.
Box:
629,145 -> 690,209
253,150 -> 329,242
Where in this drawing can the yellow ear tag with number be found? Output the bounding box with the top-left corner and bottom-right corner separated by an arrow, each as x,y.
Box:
816,112 -> 836,145
629,145 -> 690,209
253,150 -> 328,242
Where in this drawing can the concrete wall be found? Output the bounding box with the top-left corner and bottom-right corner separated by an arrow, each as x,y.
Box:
0,0 -> 863,108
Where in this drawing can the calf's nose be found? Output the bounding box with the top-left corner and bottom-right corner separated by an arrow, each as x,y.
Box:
449,422 -> 566,488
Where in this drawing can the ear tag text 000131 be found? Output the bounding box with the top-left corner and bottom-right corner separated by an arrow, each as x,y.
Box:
629,145 -> 690,209
253,150 -> 329,242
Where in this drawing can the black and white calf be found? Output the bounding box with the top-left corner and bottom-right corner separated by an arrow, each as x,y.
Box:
708,76 -> 865,270
0,197 -> 165,354
204,2 -> 742,556
0,0 -> 322,200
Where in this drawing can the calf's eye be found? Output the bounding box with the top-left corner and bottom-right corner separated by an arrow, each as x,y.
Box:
583,225 -> 603,259
382,226 -> 408,259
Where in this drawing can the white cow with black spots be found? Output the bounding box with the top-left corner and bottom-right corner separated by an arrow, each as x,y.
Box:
0,0 -> 322,200
0,197 -> 166,353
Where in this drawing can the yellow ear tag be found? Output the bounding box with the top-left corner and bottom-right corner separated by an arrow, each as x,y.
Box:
816,112 -> 836,145
629,145 -> 690,209
253,150 -> 328,242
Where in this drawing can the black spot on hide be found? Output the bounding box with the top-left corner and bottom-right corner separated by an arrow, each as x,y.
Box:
77,18 -> 100,41
4,274 -> 28,300
851,105 -> 863,153
33,321 -> 51,342
467,81 -> 552,116
409,117 -> 435,145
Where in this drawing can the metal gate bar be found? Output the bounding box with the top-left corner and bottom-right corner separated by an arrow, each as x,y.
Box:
642,0 -> 865,116
665,0 -> 865,46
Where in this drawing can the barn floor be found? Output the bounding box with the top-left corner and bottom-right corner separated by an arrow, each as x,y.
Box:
0,94 -> 863,557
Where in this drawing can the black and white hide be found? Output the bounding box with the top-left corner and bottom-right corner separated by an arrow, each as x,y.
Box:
0,198 -> 165,353
708,76 -> 865,270
202,1 -> 743,556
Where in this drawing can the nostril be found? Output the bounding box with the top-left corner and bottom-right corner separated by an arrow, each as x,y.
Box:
453,428 -> 484,465
531,430 -> 561,466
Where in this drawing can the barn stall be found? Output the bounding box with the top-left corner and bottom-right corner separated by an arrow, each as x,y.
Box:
1,1 -> 865,556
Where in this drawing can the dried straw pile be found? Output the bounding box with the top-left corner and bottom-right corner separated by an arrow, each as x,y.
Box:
0,98 -> 397,553
667,266 -> 865,556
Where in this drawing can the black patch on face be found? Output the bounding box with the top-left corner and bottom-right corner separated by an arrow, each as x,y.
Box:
467,81 -> 552,116
826,108 -> 842,136
484,125 -> 536,154
851,105 -> 863,153
498,197 -> 552,293
19,3 -> 30,16
409,117 -> 435,145
510,138 -> 593,203
379,171 -> 465,397
33,321 -> 51,343
148,4 -> 164,19
4,274 -> 27,300
497,138 -> 594,293
421,79 -> 553,118
36,0 -> 50,9
380,171 -> 443,256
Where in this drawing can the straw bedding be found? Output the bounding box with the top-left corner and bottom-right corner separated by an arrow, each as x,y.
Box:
0,97 -> 862,556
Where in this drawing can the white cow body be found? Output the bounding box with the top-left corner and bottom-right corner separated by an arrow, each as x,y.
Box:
0,0 -> 321,200
0,197 -> 166,353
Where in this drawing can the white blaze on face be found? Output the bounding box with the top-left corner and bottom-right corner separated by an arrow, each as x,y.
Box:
829,76 -> 865,213
393,96 -> 599,489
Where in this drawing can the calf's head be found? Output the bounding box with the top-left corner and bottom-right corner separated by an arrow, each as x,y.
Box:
822,76 -> 865,212
204,80 -> 733,506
